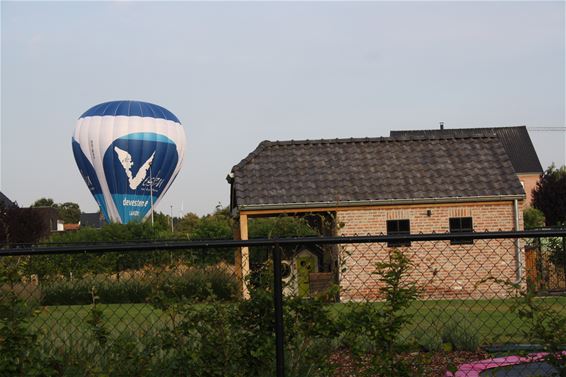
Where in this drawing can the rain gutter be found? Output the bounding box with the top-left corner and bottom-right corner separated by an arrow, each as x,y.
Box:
237,194 -> 525,213
513,199 -> 523,284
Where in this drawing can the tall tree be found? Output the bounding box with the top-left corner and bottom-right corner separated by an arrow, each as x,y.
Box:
31,197 -> 56,208
176,212 -> 200,234
523,207 -> 546,230
31,198 -> 81,224
532,165 -> 566,226
58,202 -> 81,224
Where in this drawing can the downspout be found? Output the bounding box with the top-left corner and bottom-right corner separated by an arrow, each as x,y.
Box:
513,199 -> 523,284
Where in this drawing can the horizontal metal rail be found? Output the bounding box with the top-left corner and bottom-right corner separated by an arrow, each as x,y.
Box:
0,229 -> 565,257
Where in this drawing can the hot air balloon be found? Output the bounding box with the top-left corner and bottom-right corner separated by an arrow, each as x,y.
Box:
72,100 -> 185,224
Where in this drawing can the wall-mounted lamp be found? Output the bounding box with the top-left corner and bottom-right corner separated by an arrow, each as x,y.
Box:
426,210 -> 432,217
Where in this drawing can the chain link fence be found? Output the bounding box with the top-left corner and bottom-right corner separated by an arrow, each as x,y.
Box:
1,230 -> 565,376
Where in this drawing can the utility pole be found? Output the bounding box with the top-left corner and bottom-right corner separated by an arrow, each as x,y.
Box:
149,163 -> 154,226
170,205 -> 174,233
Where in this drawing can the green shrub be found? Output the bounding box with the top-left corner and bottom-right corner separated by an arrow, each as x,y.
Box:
412,328 -> 443,352
335,249 -> 421,376
440,317 -> 480,352
41,278 -> 152,305
159,268 -> 240,302
40,267 -> 239,306
411,315 -> 479,352
149,262 -> 337,377
0,258 -> 59,376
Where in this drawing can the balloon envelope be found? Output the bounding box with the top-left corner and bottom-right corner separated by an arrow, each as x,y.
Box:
72,100 -> 185,224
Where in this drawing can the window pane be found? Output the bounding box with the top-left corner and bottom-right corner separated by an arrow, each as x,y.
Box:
387,219 -> 411,247
449,217 -> 473,245
462,217 -> 473,231
449,218 -> 459,231
399,220 -> 410,233
387,220 -> 397,233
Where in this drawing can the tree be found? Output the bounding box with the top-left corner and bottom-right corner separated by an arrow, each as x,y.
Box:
523,207 -> 545,230
58,202 -> 81,224
532,165 -> 566,227
152,212 -> 171,232
30,198 -> 81,224
31,198 -> 56,208
248,216 -> 317,238
175,212 -> 200,234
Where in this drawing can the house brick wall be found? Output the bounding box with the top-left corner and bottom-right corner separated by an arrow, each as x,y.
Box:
517,173 -> 540,207
336,201 -> 525,301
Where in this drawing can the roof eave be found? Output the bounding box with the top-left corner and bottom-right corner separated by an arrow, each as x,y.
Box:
237,194 -> 526,212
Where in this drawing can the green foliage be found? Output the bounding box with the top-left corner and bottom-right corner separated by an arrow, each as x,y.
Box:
439,318 -> 480,352
524,207 -> 546,229
175,212 -> 199,234
156,302 -> 245,376
0,258 -> 58,376
412,328 -> 443,352
86,287 -> 109,347
247,215 -> 319,265
152,211 -> 172,232
58,202 -> 81,224
50,221 -> 163,244
413,316 -> 479,352
31,198 -> 55,207
283,296 -> 337,377
37,223 -> 175,278
486,275 -> 566,375
43,207 -> 322,268
41,277 -> 151,306
41,267 -> 239,305
0,250 -> 429,377
336,249 -> 421,376
191,213 -> 233,240
148,263 -> 336,377
532,164 -> 566,226
513,287 -> 566,375
547,237 -> 566,274
31,198 -> 81,224
248,216 -> 317,239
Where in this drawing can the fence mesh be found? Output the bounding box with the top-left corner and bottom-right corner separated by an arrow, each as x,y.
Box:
1,232 -> 565,376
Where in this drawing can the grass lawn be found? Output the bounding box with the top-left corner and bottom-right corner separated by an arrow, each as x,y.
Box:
330,296 -> 566,345
32,296 -> 566,348
32,303 -> 170,348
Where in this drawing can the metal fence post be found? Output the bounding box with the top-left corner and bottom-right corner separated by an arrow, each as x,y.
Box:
272,244 -> 285,377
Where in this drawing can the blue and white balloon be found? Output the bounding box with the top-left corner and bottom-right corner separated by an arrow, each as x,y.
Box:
72,100 -> 186,224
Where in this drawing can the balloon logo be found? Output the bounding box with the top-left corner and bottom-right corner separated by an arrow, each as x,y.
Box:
72,100 -> 186,224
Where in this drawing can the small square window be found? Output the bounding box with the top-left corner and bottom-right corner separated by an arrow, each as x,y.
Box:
387,219 -> 411,247
449,217 -> 473,245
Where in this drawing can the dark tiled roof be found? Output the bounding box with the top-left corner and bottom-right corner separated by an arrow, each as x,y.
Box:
230,136 -> 525,209
390,126 -> 543,174
0,191 -> 15,208
80,212 -> 105,228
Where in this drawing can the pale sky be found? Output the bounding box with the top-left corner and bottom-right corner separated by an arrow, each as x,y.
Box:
1,1 -> 565,216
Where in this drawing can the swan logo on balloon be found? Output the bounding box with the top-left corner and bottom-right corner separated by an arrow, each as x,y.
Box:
72,101 -> 186,224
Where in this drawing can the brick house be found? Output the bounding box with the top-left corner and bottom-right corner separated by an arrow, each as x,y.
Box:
228,133 -> 528,300
390,126 -> 543,205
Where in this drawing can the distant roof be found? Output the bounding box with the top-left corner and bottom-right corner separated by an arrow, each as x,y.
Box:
390,126 -> 543,174
64,224 -> 80,231
79,100 -> 180,123
229,135 -> 525,211
0,191 -> 15,208
80,212 -> 105,228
